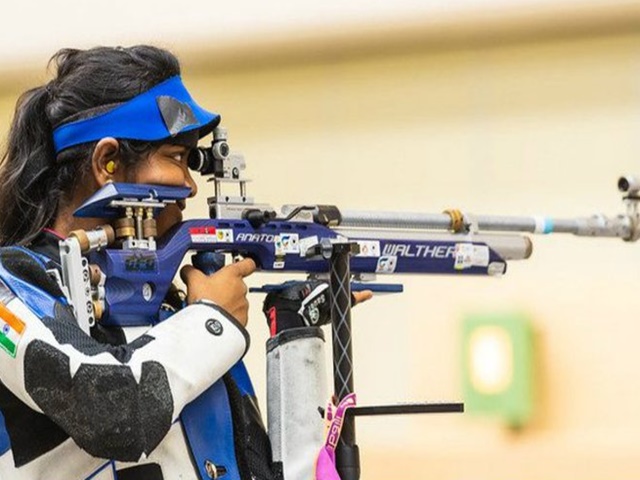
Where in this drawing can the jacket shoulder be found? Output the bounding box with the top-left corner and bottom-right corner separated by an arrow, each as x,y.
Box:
0,247 -> 66,316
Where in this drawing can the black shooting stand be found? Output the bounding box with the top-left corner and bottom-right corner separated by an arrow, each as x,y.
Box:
320,239 -> 464,480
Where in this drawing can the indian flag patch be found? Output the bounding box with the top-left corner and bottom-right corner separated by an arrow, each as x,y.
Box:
0,302 -> 25,358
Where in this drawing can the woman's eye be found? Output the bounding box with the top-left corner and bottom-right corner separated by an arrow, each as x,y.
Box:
170,152 -> 186,163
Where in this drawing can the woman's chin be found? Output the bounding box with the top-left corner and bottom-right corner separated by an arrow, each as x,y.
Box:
156,207 -> 183,238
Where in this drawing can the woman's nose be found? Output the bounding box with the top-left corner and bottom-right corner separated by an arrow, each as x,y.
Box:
185,171 -> 198,198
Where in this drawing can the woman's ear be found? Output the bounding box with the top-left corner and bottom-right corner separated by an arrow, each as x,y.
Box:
91,137 -> 124,186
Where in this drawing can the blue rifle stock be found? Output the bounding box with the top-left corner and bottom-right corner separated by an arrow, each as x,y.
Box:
70,182 -> 530,327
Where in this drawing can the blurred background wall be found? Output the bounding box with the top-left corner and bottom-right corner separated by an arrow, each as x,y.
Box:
1,1 -> 640,478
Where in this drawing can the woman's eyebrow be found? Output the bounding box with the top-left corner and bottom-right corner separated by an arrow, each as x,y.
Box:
163,142 -> 193,151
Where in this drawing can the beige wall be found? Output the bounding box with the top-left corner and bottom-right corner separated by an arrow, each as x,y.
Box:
193,31 -> 640,479
1,10 -> 640,479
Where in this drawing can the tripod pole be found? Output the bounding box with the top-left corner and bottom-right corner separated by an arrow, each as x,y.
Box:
325,240 -> 361,480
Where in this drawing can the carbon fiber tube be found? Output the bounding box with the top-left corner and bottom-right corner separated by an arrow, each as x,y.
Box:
329,242 -> 360,480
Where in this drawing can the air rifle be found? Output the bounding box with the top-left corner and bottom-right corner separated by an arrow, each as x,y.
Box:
60,127 -> 640,329
57,127 -> 640,480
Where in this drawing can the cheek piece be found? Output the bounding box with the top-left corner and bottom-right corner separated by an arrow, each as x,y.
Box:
52,76 -> 221,154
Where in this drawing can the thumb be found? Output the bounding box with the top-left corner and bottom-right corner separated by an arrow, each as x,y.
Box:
180,264 -> 201,284
230,257 -> 257,278
353,290 -> 374,305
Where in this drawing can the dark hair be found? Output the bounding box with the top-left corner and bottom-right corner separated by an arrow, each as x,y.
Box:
0,46 -> 181,246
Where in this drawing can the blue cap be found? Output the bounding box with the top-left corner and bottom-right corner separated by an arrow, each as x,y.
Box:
52,76 -> 220,154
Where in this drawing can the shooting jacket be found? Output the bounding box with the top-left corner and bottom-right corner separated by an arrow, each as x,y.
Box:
0,232 -> 277,480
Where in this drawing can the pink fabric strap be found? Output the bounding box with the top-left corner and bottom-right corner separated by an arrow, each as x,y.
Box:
315,393 -> 356,480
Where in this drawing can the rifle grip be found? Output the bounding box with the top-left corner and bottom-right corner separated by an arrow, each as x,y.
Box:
192,251 -> 226,275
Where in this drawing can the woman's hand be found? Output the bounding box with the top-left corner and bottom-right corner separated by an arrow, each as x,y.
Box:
180,258 -> 256,327
263,282 -> 374,336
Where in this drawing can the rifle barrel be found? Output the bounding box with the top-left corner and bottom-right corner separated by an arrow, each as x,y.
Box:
340,211 -> 633,239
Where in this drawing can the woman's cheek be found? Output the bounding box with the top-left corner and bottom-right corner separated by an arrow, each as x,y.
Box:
155,204 -> 183,238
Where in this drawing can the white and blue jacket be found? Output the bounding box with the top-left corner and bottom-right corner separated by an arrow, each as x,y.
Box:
0,232 -> 279,480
